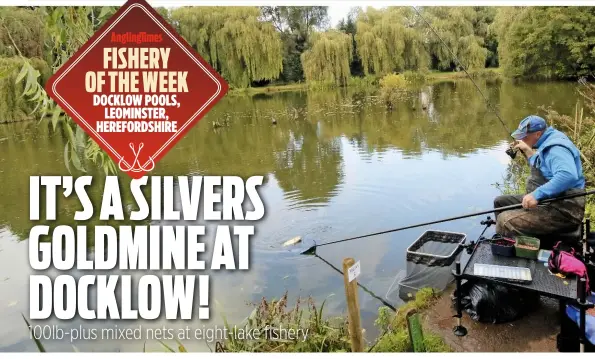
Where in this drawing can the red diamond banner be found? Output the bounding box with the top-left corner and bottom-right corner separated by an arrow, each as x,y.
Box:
46,0 -> 229,179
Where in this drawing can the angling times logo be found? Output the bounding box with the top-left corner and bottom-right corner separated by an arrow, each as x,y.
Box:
45,0 -> 229,179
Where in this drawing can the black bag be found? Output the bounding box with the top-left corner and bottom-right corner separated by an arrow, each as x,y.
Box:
452,280 -> 540,324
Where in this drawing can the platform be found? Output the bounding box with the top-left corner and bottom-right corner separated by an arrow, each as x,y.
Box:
461,240 -> 579,300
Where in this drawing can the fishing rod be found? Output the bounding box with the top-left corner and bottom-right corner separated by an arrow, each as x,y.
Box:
410,6 -> 519,159
292,188 -> 595,255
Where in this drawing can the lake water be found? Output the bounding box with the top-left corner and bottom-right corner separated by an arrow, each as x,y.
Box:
0,79 -> 583,352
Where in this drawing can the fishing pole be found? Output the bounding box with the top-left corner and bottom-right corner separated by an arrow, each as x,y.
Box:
410,6 -> 519,159
293,188 -> 595,254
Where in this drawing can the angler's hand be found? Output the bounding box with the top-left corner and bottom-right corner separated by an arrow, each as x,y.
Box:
513,141 -> 536,157
522,193 -> 538,209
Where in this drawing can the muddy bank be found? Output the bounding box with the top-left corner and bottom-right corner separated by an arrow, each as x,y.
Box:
419,285 -> 559,352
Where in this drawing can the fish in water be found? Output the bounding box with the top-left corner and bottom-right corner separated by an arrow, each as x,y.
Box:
283,236 -> 302,246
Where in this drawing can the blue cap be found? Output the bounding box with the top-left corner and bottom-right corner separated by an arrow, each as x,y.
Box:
511,115 -> 547,140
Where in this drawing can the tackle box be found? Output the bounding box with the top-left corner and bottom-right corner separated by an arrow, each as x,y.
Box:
490,236 -> 516,257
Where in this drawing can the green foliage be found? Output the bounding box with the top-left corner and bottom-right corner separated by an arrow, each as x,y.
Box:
43,7 -> 116,73
402,70 -> 427,84
172,7 -> 284,88
468,68 -> 502,80
217,289 -> 449,353
422,7 -> 488,71
261,6 -> 329,40
379,73 -> 411,110
13,6 -> 118,175
490,6 -> 523,75
260,6 -> 330,84
495,7 -> 595,79
220,292 -> 351,352
25,289 -> 450,353
354,7 -> 429,76
0,57 -> 49,123
338,9 -> 364,77
306,80 -> 339,91
301,30 -> 353,86
346,75 -> 379,88
370,288 -> 451,352
474,7 -> 499,67
0,7 -> 45,58
380,74 -> 409,89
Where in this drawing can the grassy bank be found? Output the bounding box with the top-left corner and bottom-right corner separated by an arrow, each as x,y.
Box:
228,69 -> 503,96
208,288 -> 451,353
23,288 -> 451,353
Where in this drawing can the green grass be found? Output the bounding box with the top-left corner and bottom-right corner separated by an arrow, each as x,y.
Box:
425,68 -> 503,83
23,288 -> 452,353
369,288 -> 452,352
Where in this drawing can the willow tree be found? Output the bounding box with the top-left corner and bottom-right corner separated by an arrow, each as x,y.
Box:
421,7 -> 487,71
300,30 -> 353,86
354,7 -> 429,76
0,7 -> 45,58
171,7 -> 283,88
14,6 -> 119,174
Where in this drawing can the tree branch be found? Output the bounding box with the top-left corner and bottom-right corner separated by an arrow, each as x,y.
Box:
2,23 -> 24,57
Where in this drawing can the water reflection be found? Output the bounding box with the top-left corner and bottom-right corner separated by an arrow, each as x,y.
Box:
0,79 -> 584,352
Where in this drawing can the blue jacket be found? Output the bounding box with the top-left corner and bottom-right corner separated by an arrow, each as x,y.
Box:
528,126 -> 585,201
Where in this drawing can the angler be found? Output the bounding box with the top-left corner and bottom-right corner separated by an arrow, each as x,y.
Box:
494,115 -> 586,243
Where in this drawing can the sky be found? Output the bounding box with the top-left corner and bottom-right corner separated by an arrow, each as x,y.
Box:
327,5 -> 354,27
327,4 -> 385,27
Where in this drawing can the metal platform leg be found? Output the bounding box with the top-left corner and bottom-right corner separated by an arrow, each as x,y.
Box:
583,219 -> 588,258
578,278 -> 587,353
586,218 -> 592,255
452,261 -> 467,337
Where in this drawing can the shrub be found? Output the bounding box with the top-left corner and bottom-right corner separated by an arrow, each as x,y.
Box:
379,73 -> 410,110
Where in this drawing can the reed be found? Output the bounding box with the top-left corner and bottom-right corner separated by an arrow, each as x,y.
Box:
539,80 -> 595,216
24,289 -> 451,353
